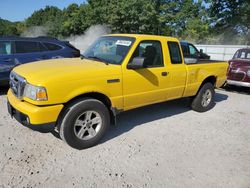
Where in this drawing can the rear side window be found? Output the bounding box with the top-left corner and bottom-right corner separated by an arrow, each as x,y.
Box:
38,42 -> 48,51
181,44 -> 188,55
0,41 -> 12,55
15,41 -> 41,53
43,42 -> 62,51
168,42 -> 182,64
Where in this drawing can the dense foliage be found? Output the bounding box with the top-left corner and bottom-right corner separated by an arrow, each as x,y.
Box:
0,18 -> 19,36
0,0 -> 249,44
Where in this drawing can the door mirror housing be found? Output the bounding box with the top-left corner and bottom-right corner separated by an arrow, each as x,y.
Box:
199,49 -> 203,54
127,57 -> 145,69
184,57 -> 198,64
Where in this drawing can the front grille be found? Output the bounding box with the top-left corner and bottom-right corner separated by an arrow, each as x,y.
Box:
9,72 -> 26,99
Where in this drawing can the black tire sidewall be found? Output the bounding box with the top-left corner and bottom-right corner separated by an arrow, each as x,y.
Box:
60,99 -> 110,149
192,83 -> 215,112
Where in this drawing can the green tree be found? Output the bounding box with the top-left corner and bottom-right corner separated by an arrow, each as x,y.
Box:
207,0 -> 250,44
0,18 -> 19,36
87,0 -> 158,34
25,6 -> 63,37
1,0 -> 248,44
149,0 -> 211,43
26,6 -> 63,27
61,3 -> 92,36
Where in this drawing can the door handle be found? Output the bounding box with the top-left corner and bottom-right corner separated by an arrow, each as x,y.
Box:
4,58 -> 12,62
161,72 -> 169,76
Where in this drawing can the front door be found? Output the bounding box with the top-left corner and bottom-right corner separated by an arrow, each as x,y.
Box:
122,40 -> 171,110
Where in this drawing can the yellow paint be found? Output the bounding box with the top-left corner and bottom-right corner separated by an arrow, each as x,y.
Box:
8,34 -> 228,125
7,90 -> 63,125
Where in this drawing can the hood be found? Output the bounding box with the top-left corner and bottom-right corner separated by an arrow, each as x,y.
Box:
13,58 -> 121,85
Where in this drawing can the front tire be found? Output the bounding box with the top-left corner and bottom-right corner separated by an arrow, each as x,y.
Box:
59,98 -> 110,149
191,83 -> 215,112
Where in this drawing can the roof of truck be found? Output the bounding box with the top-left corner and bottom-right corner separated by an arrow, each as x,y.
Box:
105,34 -> 179,41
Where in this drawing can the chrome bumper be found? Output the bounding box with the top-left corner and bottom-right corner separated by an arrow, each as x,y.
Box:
227,80 -> 250,88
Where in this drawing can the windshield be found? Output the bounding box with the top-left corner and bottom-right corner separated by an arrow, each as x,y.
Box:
83,36 -> 135,65
233,49 -> 250,60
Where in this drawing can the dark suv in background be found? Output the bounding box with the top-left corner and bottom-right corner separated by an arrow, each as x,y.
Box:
180,41 -> 210,60
0,36 -> 80,85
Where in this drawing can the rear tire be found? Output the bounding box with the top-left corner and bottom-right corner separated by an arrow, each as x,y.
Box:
191,83 -> 215,112
59,98 -> 110,149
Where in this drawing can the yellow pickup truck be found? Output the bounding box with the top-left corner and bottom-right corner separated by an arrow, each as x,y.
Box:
7,34 -> 228,149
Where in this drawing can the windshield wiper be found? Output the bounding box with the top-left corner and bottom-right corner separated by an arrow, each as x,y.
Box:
86,56 -> 109,65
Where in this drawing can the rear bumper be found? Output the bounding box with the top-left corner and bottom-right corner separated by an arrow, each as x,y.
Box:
7,90 -> 64,130
227,80 -> 250,88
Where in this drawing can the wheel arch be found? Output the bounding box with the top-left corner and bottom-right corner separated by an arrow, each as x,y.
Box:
65,92 -> 112,109
196,75 -> 217,95
57,92 -> 116,128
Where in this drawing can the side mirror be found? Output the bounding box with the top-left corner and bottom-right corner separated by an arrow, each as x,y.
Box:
199,49 -> 203,54
127,57 -> 145,69
185,57 -> 198,64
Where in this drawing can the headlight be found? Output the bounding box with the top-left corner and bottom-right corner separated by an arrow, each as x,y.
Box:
247,70 -> 250,77
23,83 -> 48,101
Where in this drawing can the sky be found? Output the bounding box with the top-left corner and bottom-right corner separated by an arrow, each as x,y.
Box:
0,0 -> 85,22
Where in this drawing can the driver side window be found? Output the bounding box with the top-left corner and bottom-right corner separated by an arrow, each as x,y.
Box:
130,40 -> 164,68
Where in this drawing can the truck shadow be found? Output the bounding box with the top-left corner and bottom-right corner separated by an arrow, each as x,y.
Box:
100,92 -> 228,145
214,91 -> 228,102
48,92 -> 228,145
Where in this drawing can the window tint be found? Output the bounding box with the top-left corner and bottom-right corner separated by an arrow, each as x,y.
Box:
189,44 -> 197,55
39,42 -> 48,51
130,40 -> 163,67
233,51 -> 239,59
240,52 -> 246,58
0,41 -> 12,55
15,41 -> 41,53
43,42 -> 62,51
168,42 -> 182,64
247,52 -> 250,59
181,44 -> 188,55
233,50 -> 250,60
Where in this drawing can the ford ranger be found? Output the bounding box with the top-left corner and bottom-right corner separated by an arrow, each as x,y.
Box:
7,34 -> 228,149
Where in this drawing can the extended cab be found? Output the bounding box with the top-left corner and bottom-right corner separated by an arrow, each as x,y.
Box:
7,34 -> 228,149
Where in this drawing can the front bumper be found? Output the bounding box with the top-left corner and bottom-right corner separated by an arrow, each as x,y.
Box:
7,89 -> 64,129
227,80 -> 250,88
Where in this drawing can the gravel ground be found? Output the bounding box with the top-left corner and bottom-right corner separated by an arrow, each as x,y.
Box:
0,88 -> 249,188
